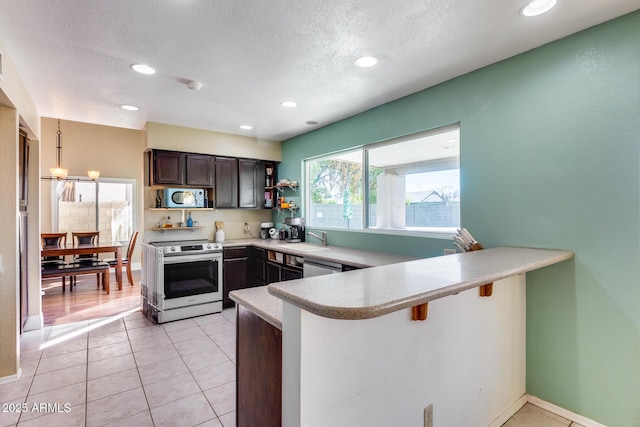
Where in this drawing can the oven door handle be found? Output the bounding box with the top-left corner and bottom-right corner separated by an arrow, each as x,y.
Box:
162,254 -> 222,264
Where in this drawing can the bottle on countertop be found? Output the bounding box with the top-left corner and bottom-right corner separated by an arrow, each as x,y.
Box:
187,211 -> 193,227
203,190 -> 208,209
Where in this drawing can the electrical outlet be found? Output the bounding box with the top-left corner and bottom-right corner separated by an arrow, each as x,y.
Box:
244,222 -> 250,232
424,404 -> 433,427
444,248 -> 456,255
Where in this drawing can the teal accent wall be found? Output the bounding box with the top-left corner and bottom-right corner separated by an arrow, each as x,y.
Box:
280,12 -> 640,426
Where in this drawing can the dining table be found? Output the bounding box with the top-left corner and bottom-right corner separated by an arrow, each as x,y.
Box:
41,241 -> 123,290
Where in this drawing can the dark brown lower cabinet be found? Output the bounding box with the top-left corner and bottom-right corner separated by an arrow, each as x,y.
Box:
223,247 -> 248,309
237,305 -> 282,427
266,261 -> 281,284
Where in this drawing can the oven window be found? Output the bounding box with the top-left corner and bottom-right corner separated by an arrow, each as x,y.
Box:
164,259 -> 219,299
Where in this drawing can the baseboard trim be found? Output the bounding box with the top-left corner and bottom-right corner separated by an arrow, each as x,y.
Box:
23,313 -> 43,332
0,368 -> 22,385
488,395 -> 527,427
526,394 -> 608,427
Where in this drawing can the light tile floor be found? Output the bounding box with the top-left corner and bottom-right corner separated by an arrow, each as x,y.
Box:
1,309 -> 238,427
2,307 -> 585,427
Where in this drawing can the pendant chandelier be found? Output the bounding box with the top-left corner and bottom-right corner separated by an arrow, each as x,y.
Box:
43,119 -> 100,181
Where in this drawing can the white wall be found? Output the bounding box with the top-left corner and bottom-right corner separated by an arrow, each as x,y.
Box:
282,275 -> 526,426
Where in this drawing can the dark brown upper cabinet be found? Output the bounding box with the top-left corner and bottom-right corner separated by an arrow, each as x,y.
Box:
152,150 -> 185,185
151,150 -> 215,187
239,159 -> 263,208
186,154 -> 214,187
215,157 -> 239,208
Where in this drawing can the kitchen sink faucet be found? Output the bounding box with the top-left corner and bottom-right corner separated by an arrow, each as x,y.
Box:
306,231 -> 328,246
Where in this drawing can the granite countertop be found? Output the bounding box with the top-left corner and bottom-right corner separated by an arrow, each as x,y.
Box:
228,239 -> 418,329
222,238 -> 418,267
229,286 -> 283,329
267,246 -> 573,321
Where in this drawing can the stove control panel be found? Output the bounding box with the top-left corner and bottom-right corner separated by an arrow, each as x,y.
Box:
160,242 -> 223,254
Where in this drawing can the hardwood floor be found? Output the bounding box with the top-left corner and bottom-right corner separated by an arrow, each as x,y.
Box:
41,270 -> 142,326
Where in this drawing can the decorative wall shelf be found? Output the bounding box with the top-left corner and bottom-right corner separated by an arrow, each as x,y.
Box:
150,226 -> 204,234
148,208 -> 215,211
275,184 -> 298,193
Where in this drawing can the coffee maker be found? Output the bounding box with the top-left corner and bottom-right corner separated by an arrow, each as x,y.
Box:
284,217 -> 305,243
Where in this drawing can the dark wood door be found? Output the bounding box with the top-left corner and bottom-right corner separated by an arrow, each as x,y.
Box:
249,247 -> 266,286
238,159 -> 258,208
237,306 -> 282,427
186,154 -> 214,187
281,266 -> 303,281
223,255 -> 248,308
266,262 -> 281,284
153,151 -> 185,185
215,157 -> 238,208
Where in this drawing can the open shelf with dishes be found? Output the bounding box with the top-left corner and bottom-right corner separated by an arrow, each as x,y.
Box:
264,161 -> 277,209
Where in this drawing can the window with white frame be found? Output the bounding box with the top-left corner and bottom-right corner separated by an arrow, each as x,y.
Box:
306,149 -> 364,229
52,178 -> 136,243
305,125 -> 460,234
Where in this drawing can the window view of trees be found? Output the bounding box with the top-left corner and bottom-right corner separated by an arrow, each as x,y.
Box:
308,153 -> 364,229
306,125 -> 460,233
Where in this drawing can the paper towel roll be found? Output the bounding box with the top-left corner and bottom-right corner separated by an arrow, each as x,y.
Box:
269,228 -> 277,238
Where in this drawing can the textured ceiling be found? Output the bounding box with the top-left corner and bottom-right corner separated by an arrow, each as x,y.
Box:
0,1 -> 639,141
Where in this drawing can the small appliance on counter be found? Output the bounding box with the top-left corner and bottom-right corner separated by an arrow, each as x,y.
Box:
284,217 -> 305,243
260,222 -> 274,239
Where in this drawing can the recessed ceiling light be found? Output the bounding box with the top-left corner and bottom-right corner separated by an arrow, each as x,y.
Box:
130,64 -> 156,75
281,101 -> 297,108
521,0 -> 557,17
355,56 -> 378,67
240,125 -> 253,130
120,104 -> 139,111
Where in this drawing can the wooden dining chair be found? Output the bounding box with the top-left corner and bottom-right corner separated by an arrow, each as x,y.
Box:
41,232 -> 69,290
41,233 -> 67,264
105,231 -> 138,286
70,231 -> 100,287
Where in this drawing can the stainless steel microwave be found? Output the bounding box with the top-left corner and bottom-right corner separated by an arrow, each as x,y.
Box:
164,188 -> 205,208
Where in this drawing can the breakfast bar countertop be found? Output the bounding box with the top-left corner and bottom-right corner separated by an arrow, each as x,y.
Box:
230,245 -> 573,329
267,246 -> 573,321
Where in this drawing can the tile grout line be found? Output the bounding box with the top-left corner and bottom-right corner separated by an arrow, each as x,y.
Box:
15,337 -> 45,426
84,328 -> 89,427
124,316 -> 157,427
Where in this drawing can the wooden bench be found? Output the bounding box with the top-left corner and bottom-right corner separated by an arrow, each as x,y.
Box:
42,261 -> 111,294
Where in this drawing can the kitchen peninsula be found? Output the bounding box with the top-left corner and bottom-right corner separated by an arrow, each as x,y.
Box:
230,245 -> 573,426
